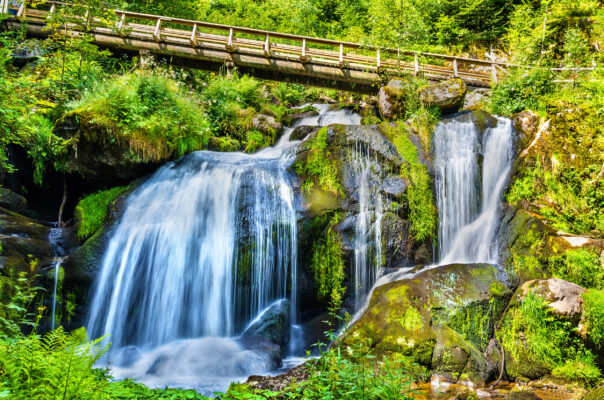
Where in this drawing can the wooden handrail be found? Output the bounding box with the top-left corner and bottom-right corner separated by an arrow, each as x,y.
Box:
22,0 -> 510,67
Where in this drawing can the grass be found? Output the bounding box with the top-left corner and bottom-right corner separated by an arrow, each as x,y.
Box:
75,186 -> 129,240
582,289 -> 604,351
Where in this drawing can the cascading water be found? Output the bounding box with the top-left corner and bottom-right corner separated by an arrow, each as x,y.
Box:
48,227 -> 66,330
350,142 -> 384,310
435,116 -> 514,264
86,104 -> 361,393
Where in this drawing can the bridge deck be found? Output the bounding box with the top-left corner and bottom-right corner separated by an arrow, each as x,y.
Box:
2,0 -> 507,92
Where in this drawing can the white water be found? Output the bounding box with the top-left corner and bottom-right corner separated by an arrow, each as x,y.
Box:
87,104 -> 361,395
48,227 -> 66,330
435,116 -> 514,264
350,142 -> 384,310
349,114 -> 514,325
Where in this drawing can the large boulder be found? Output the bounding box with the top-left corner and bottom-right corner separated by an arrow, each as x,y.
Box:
252,114 -> 283,135
54,115 -> 162,183
517,278 -> 586,320
419,78 -> 467,114
463,88 -> 490,111
343,263 -> 513,385
242,299 -> 291,352
0,188 -> 27,213
377,79 -> 407,120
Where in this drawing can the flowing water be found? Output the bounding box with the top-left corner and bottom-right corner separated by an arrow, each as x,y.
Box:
350,142 -> 384,310
48,227 -> 66,330
350,113 -> 514,324
435,116 -> 514,264
86,104 -> 361,394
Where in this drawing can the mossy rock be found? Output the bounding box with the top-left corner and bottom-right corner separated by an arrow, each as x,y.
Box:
0,188 -> 27,213
377,79 -> 408,120
418,78 -> 467,114
584,385 -> 604,400
343,263 -> 512,383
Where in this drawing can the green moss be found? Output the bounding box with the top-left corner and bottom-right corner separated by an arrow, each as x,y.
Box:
309,212 -> 346,306
379,123 -> 436,242
244,130 -> 272,153
500,291 -> 602,384
582,289 -> 604,351
75,185 -> 129,240
294,127 -> 344,197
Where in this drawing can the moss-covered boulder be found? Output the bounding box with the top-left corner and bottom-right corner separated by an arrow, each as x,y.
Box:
0,188 -> 27,213
242,299 -> 290,353
498,280 -> 602,385
343,263 -> 513,384
377,79 -> 408,120
0,206 -> 52,271
419,78 -> 467,114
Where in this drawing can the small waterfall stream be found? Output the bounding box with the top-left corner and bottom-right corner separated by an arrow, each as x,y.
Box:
48,227 -> 66,331
86,104 -> 361,393
435,116 -> 514,264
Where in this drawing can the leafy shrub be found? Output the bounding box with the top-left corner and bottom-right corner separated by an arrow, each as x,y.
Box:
75,186 -> 130,240
490,69 -> 554,115
270,82 -> 308,106
69,73 -> 211,161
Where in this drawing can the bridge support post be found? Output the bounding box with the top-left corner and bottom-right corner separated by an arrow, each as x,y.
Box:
453,59 -> 458,78
414,53 -> 419,75
0,0 -> 5,15
190,23 -> 198,46
491,63 -> 498,84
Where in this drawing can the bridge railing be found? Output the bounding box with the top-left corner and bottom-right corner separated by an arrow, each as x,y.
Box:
2,0 -> 511,85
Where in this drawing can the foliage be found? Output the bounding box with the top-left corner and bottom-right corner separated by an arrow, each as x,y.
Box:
69,73 -> 211,161
547,249 -> 604,290
0,271 -> 38,342
500,291 -> 601,387
75,186 -> 130,240
308,213 -> 346,306
381,123 -> 436,241
582,289 -> 604,351
490,69 -> 554,115
295,127 -> 344,196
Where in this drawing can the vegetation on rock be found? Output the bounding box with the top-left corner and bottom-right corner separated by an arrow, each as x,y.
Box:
74,186 -> 130,240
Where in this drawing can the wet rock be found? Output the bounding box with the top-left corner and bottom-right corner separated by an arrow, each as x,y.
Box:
380,212 -> 413,269
0,188 -> 27,213
54,115 -> 161,183
507,390 -> 541,400
0,207 -> 52,271
282,108 -> 319,127
252,114 -> 283,134
343,263 -> 513,385
584,385 -> 604,400
207,136 -> 241,152
377,78 -> 407,120
242,299 -> 291,351
463,89 -> 491,111
517,278 -> 586,320
246,360 -> 313,392
289,125 -> 318,142
419,78 -> 467,114
237,336 -> 282,368
380,176 -> 407,198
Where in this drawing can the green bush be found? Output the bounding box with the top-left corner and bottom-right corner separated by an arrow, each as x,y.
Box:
548,249 -> 604,290
75,186 -> 129,240
490,69 -> 554,115
69,73 -> 211,161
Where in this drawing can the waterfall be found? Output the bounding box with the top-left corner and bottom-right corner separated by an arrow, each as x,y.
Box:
434,116 -> 514,264
48,227 -> 66,331
350,142 -> 384,310
86,104 -> 361,392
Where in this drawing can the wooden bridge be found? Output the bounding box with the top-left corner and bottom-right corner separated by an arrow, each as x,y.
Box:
2,0 -> 509,92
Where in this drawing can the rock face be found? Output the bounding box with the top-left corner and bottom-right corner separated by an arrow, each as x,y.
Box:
343,263 -> 513,385
242,299 -> 291,352
54,116 -> 161,183
0,188 -> 27,213
419,78 -> 467,114
463,88 -> 490,111
518,278 -> 586,319
377,79 -> 407,120
0,207 -> 52,271
252,114 -> 283,134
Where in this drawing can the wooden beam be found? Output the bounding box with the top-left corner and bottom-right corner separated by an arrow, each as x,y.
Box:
190,23 -> 197,46
16,2 -> 26,19
339,43 -> 344,67
300,38 -> 311,63
414,53 -> 419,75
377,49 -> 381,68
153,18 -> 161,42
453,58 -> 458,78
491,63 -> 498,84
264,33 -> 270,57
226,27 -> 236,52
49,3 -> 56,16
